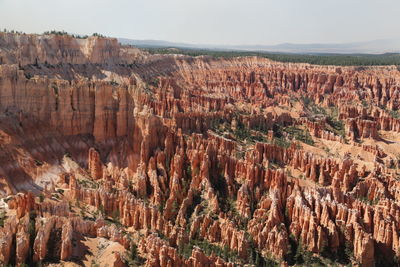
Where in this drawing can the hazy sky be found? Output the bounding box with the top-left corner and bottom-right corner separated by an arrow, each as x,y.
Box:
0,0 -> 399,45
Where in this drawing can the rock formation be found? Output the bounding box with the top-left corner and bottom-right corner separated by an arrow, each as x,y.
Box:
0,32 -> 400,266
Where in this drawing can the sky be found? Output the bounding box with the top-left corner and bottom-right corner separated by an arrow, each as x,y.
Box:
0,0 -> 399,46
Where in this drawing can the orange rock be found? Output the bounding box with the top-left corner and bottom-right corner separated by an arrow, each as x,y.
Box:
88,148 -> 103,180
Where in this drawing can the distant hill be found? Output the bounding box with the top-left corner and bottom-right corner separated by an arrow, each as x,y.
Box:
119,38 -> 400,54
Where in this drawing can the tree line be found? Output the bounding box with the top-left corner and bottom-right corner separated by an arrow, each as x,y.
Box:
143,47 -> 400,66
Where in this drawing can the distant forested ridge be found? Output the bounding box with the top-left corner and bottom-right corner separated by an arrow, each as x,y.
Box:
142,47 -> 400,66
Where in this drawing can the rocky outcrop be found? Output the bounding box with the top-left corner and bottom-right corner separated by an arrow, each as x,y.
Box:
16,214 -> 31,266
0,32 -> 142,65
0,221 -> 16,265
7,192 -> 35,219
60,221 -> 73,261
346,118 -> 379,140
88,148 -> 103,180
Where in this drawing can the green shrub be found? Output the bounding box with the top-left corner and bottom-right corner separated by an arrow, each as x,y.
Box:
34,159 -> 44,166
125,242 -> 145,266
179,239 -> 239,262
39,193 -> 45,203
92,32 -> 106,38
56,188 -> 64,194
112,209 -> 120,223
0,211 -> 6,227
